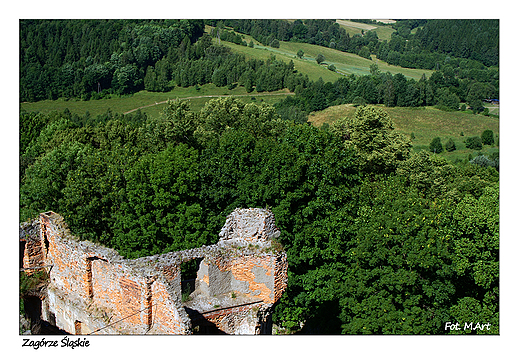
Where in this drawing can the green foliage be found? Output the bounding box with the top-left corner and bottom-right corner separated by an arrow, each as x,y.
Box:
397,151 -> 456,198
20,270 -> 49,297
435,88 -> 460,111
182,283 -> 193,302
113,143 -> 205,258
429,137 -> 443,154
20,141 -> 87,221
481,129 -> 494,145
338,178 -> 455,334
358,46 -> 371,60
194,97 -> 278,144
20,19 -> 205,102
151,99 -> 199,146
447,185 -> 499,334
19,96 -> 499,335
351,96 -> 366,107
470,155 -> 499,170
316,54 -> 325,65
445,138 -> 456,152
20,111 -> 50,155
465,136 -> 483,150
330,105 -> 412,174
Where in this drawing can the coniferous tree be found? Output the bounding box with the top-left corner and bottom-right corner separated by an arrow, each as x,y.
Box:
445,138 -> 456,152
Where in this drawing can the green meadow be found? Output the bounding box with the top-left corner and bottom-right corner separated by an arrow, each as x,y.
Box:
309,104 -> 499,162
21,25 -> 493,162
219,32 -> 432,81
20,85 -> 294,119
335,19 -> 396,42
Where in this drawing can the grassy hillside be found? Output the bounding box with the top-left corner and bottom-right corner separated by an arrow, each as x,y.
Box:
22,23 -> 433,119
309,104 -> 499,162
217,38 -> 342,83
20,85 -> 293,119
213,27 -> 432,81
336,20 -> 396,42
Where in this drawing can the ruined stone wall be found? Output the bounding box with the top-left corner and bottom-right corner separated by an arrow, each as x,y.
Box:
26,212 -> 191,335
19,219 -> 45,275
184,208 -> 288,334
19,208 -> 288,335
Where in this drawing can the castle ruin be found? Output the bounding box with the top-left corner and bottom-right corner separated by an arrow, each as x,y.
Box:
19,208 -> 288,335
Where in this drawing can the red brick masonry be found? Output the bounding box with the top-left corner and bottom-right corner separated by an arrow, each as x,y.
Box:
19,208 -> 288,335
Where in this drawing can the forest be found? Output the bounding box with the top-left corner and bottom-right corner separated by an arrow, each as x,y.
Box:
19,19 -> 499,334
20,19 -> 498,115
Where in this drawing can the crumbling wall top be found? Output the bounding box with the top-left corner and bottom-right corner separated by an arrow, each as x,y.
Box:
20,218 -> 40,242
218,208 -> 280,245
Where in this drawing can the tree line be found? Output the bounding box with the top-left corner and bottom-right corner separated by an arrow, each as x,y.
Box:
20,98 -> 498,334
20,20 -> 309,102
20,19 -> 205,101
210,19 -> 498,68
275,62 -> 497,118
20,19 -> 499,108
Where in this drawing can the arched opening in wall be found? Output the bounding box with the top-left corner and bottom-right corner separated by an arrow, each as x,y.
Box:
181,258 -> 201,303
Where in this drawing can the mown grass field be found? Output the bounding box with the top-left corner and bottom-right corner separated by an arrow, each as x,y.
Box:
336,20 -> 396,42
213,26 -> 432,81
20,84 -> 294,119
309,104 -> 499,162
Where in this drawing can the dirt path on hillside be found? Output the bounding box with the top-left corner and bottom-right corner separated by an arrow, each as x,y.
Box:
123,92 -> 295,115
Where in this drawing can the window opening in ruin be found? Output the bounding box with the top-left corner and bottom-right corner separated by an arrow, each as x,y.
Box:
181,258 -> 201,302
42,226 -> 50,255
21,296 -> 67,334
20,241 -> 26,269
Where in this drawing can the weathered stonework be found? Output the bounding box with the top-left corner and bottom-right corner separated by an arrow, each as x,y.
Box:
19,208 -> 288,335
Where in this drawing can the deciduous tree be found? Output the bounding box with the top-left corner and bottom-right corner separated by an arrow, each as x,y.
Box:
330,105 -> 412,174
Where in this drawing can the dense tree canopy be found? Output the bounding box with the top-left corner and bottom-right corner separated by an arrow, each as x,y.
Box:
20,98 -> 499,334
20,18 -> 499,336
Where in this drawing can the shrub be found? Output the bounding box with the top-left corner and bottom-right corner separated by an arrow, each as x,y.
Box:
445,138 -> 456,152
470,155 -> 498,169
481,130 -> 494,145
429,137 -> 443,154
465,136 -> 483,150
